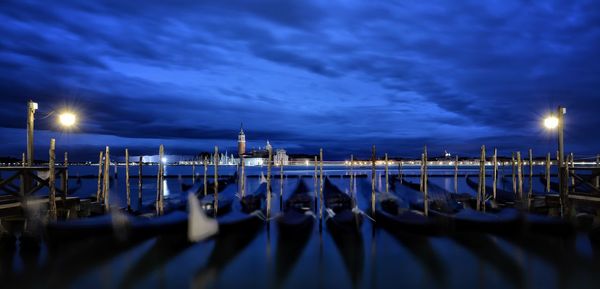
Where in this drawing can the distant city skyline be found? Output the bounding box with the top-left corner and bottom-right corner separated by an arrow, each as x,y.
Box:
1,1 -> 599,161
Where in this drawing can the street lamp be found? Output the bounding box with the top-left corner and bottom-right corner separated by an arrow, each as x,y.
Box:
26,100 -> 78,166
544,106 -> 567,216
543,116 -> 559,130
58,112 -> 77,128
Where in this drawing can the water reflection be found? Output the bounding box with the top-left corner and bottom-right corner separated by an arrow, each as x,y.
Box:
2,166 -> 600,289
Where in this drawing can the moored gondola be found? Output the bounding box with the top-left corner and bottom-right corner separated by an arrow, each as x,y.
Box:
465,175 -> 516,205
375,193 -> 444,235
274,178 -> 315,287
399,176 -> 521,234
276,178 -> 314,234
322,177 -> 364,287
323,177 -> 363,233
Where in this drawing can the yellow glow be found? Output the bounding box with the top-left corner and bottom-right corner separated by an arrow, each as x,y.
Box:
544,116 -> 559,129
58,112 -> 77,127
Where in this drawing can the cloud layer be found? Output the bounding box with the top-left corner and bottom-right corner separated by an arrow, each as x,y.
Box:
1,0 -> 599,160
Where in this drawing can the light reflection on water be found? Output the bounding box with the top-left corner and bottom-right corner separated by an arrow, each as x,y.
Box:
2,165 -> 599,289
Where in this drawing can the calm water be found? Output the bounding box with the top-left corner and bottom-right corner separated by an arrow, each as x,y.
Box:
2,165 -> 599,289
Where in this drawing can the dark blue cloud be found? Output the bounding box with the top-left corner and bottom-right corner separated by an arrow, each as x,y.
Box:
0,0 -> 599,160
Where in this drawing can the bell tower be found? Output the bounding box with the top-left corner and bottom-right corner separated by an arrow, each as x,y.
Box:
237,123 -> 246,157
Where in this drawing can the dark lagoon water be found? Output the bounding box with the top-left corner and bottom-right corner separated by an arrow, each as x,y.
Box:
2,164 -> 600,289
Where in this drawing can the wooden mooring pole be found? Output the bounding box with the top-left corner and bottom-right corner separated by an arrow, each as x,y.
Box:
477,145 -> 486,211
517,151 -> 523,200
156,145 -> 165,216
266,147 -> 272,220
203,156 -> 208,196
192,159 -> 196,185
493,148 -> 498,201
385,153 -> 389,194
454,155 -> 458,194
314,156 -> 318,212
595,155 -> 600,189
350,154 -> 354,197
546,153 -> 551,193
371,145 -> 376,214
319,149 -> 324,222
423,146 -> 428,216
399,159 -> 403,184
125,148 -> 131,211
570,153 -> 575,187
62,152 -> 68,205
103,146 -> 110,210
420,153 -> 424,193
138,156 -> 143,207
48,138 -> 57,221
240,156 -> 246,198
214,146 -> 219,216
528,149 -> 533,209
280,158 -> 284,211
96,151 -> 103,201
512,153 -> 516,196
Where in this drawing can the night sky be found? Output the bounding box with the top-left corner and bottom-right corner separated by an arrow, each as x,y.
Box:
1,1 -> 599,160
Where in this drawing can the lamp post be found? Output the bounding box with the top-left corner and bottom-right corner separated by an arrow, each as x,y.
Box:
26,100 -> 38,166
26,101 -> 78,164
544,106 -> 566,216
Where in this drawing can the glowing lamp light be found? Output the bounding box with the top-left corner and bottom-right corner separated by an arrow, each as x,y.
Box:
58,112 -> 77,127
544,116 -> 559,129
161,157 -> 167,164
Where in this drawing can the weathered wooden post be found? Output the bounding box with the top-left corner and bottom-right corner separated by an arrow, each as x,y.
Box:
371,145 -> 376,214
203,156 -> 208,196
156,145 -> 165,216
454,155 -> 458,194
546,153 -> 551,193
125,148 -> 131,211
103,146 -> 110,210
350,154 -> 354,197
385,153 -> 389,194
192,159 -> 196,185
62,151 -> 68,205
595,155 -> 600,189
319,149 -> 324,223
96,151 -> 103,201
569,153 -> 575,187
48,138 -> 57,221
214,146 -> 219,215
19,153 -> 26,204
517,151 -> 523,200
314,156 -> 318,212
280,158 -> 284,198
138,156 -> 143,207
512,153 -> 517,196
423,146 -> 429,216
240,156 -> 246,198
493,148 -> 498,201
477,145 -> 486,211
266,146 -> 272,220
528,149 -> 533,209
280,158 -> 284,211
399,159 -> 404,184
419,153 -> 425,193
